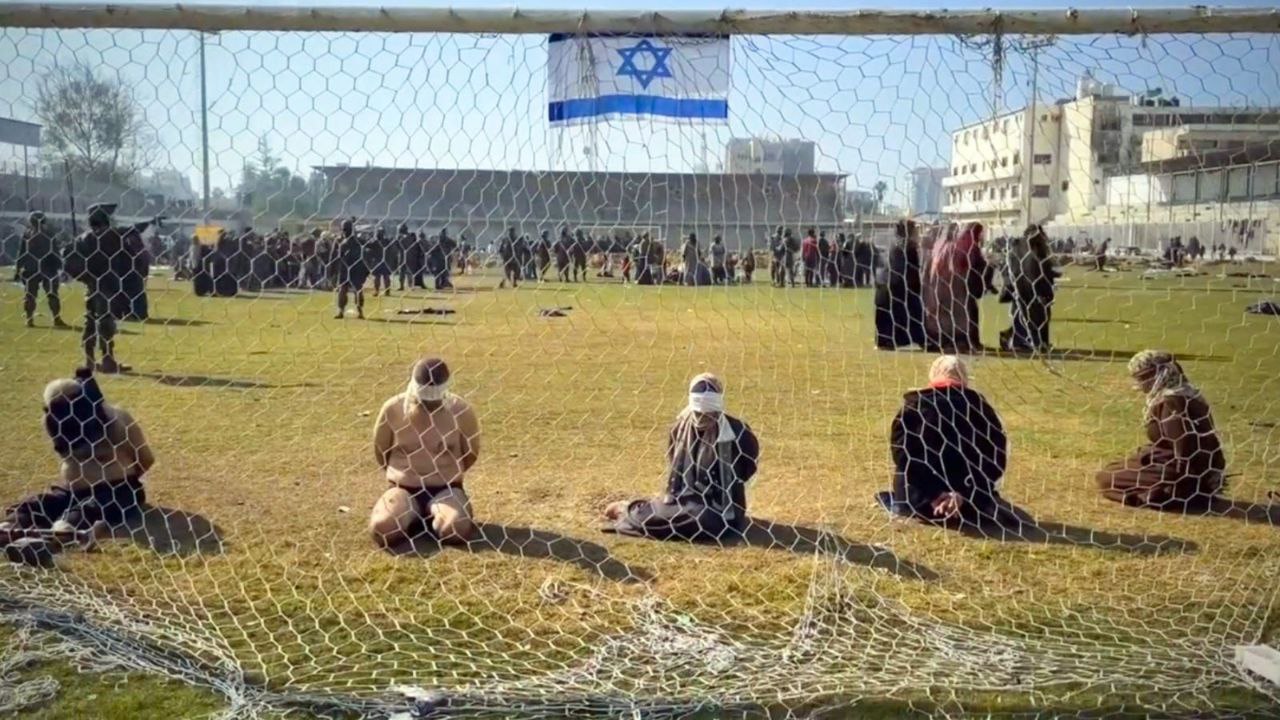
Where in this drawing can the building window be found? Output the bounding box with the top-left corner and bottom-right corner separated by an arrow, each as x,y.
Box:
963,130 -> 970,144
1013,152 -> 1021,165
999,188 -> 1007,199
1031,185 -> 1051,198
1011,185 -> 1020,198
1033,153 -> 1052,165
1061,180 -> 1069,191
1001,157 -> 1008,167
1002,120 -> 1009,134
969,164 -> 976,173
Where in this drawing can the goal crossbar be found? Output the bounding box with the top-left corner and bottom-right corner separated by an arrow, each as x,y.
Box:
0,4 -> 1277,35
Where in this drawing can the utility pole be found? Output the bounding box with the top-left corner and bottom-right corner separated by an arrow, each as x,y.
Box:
200,31 -> 211,216
1020,36 -> 1054,227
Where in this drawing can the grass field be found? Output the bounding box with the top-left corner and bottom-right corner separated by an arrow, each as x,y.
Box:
1,262 -> 1279,718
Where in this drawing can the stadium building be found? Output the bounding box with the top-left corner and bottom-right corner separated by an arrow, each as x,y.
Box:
311,166 -> 846,249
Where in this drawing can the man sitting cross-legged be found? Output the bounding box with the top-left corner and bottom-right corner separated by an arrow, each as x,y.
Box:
370,358 -> 481,548
603,373 -> 760,543
877,355 -> 1024,529
3,368 -> 153,535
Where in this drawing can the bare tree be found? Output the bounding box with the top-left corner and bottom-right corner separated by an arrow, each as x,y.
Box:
35,62 -> 153,183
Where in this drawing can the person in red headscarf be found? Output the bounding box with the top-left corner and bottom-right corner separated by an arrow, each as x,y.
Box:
924,222 -> 989,352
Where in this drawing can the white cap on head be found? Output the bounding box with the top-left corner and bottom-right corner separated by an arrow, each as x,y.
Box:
43,378 -> 81,406
928,355 -> 969,386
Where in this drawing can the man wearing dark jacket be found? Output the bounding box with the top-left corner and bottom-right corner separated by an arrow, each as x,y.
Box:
878,356 -> 1021,528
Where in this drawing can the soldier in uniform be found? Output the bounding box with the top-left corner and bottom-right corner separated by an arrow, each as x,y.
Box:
64,203 -> 129,373
17,211 -> 66,328
334,219 -> 368,319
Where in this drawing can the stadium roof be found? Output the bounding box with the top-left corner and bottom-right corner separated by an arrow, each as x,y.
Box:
1135,139 -> 1280,175
311,165 -> 847,181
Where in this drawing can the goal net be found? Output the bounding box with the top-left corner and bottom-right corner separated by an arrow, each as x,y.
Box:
1,6 -> 1278,718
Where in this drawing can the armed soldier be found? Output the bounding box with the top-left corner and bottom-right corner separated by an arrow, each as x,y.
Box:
64,204 -> 130,373
17,211 -> 66,328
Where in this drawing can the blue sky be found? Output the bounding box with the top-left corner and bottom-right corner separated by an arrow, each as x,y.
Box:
1,0 -> 1277,209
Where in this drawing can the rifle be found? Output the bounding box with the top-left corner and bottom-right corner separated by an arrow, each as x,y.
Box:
64,159 -> 78,236
127,216 -> 167,236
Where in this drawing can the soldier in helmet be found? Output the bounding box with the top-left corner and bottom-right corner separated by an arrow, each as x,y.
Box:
64,203 -> 129,373
17,211 -> 66,328
334,218 -> 368,319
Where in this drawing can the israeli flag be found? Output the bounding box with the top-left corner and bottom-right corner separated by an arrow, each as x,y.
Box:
547,34 -> 730,125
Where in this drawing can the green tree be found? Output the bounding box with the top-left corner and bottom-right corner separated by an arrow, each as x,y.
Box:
237,135 -> 315,219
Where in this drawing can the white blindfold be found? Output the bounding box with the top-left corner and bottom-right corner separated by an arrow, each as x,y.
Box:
687,391 -> 725,414
414,380 -> 450,402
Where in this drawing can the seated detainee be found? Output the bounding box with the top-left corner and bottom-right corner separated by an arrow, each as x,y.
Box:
2,368 -> 153,532
603,374 -> 759,542
1097,350 -> 1225,511
877,356 -> 1018,526
370,358 -> 481,547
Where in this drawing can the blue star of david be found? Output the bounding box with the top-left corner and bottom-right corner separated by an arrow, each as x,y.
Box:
616,39 -> 674,90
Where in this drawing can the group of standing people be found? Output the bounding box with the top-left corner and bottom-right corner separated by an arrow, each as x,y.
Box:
874,220 -> 1058,355
496,227 -> 592,288
771,227 -> 877,289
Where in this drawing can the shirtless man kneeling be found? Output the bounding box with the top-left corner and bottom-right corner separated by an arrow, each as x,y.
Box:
3,368 -> 153,534
370,358 -> 481,548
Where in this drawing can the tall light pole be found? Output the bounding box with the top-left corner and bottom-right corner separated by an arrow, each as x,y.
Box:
200,31 -> 211,216
1020,36 -> 1054,227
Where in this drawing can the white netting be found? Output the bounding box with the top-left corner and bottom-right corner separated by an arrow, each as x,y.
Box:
1,8 -> 1279,719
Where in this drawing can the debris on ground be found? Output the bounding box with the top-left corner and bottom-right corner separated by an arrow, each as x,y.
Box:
394,307 -> 456,315
1245,300 -> 1280,316
538,306 -> 573,317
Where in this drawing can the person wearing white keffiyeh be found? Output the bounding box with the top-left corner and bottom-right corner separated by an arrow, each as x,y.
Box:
370,358 -> 481,548
1096,350 -> 1226,511
602,373 -> 759,543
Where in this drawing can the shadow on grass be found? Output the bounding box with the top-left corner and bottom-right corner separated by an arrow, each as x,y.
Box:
1052,316 -> 1133,325
977,347 -> 1231,363
940,503 -> 1198,555
1110,496 -> 1280,527
61,325 -> 140,335
107,505 -> 226,556
225,293 -> 291,301
388,522 -> 650,584
142,317 -> 215,327
741,518 -> 939,581
364,318 -> 456,327
123,371 -> 315,390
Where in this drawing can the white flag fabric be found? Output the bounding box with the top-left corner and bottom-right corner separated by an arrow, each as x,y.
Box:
547,34 -> 730,125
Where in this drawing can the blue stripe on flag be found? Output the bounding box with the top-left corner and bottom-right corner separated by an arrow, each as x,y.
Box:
548,95 -> 728,122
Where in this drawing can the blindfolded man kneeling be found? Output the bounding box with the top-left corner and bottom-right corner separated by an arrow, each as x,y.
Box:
370,358 -> 481,549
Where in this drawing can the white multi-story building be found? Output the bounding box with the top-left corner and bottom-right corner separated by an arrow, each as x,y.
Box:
941,106 -> 1057,227
942,78 -> 1280,246
726,138 -> 816,175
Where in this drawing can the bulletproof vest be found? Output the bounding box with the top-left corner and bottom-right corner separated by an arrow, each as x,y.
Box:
72,227 -> 127,293
23,230 -> 56,262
